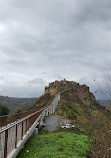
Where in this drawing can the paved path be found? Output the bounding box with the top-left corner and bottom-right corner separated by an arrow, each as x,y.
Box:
44,115 -> 71,132
44,116 -> 59,132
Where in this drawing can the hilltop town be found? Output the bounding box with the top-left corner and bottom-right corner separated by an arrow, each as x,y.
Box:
44,79 -> 96,106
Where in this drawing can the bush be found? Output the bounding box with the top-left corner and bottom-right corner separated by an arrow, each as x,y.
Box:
0,103 -> 9,116
14,108 -> 22,114
67,110 -> 77,119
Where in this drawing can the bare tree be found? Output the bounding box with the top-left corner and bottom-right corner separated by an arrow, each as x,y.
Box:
93,72 -> 111,107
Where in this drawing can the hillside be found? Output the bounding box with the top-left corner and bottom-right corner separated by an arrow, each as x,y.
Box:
0,96 -> 37,113
37,79 -> 111,158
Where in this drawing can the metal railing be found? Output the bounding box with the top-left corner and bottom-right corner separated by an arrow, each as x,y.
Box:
0,93 -> 60,158
0,107 -> 44,128
0,108 -> 44,158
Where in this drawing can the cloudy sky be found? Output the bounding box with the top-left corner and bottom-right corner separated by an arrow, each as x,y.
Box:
0,0 -> 111,99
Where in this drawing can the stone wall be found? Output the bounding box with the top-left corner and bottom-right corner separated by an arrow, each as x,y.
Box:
44,86 -> 58,96
44,79 -> 95,100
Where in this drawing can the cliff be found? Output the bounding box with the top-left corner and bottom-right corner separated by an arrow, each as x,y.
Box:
45,79 -> 96,106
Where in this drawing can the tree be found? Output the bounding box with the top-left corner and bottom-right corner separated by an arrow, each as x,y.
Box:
14,108 -> 22,114
0,103 -> 9,116
93,71 -> 111,108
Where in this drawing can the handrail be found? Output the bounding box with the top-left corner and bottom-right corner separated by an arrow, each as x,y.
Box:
0,108 -> 43,134
0,93 -> 60,158
0,103 -> 54,134
0,101 -> 51,127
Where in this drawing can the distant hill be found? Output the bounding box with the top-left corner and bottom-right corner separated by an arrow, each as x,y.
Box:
0,96 -> 37,113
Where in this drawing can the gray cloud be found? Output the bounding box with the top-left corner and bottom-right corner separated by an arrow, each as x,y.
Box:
0,0 -> 111,99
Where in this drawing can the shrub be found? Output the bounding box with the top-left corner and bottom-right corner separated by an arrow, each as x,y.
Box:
67,110 -> 77,119
14,108 -> 22,114
0,103 -> 9,116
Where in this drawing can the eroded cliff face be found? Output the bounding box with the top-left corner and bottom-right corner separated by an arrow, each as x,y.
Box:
44,79 -> 96,106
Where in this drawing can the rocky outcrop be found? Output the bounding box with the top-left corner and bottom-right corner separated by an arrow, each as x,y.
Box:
44,79 -> 96,106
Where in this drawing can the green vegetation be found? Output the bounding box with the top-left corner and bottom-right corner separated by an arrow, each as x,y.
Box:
55,101 -> 83,120
26,80 -> 111,157
55,99 -> 111,157
0,103 -> 9,116
0,96 -> 37,113
14,108 -> 22,113
17,132 -> 91,158
32,93 -> 54,110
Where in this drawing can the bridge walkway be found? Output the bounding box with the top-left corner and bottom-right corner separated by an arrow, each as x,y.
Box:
0,93 -> 60,158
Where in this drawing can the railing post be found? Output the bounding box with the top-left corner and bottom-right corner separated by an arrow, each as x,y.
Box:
15,124 -> 17,148
21,121 -> 23,140
25,119 -> 27,134
4,129 -> 8,158
27,118 -> 29,130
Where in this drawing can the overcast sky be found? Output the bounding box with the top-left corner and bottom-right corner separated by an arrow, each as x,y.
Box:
0,0 -> 111,99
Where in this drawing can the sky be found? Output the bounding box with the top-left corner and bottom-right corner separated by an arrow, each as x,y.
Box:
0,0 -> 111,100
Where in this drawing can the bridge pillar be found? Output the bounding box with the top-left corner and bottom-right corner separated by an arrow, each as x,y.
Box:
45,109 -> 48,116
33,128 -> 38,135
38,120 -> 41,130
50,107 -> 52,114
52,106 -> 54,114
53,106 -> 55,113
49,108 -> 51,115
42,111 -> 45,118
48,108 -> 50,115
40,112 -> 45,125
38,111 -> 45,130
50,108 -> 51,114
38,119 -> 43,130
45,110 -> 47,116
51,107 -> 53,114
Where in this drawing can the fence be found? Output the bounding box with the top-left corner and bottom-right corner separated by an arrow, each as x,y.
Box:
0,93 -> 60,158
0,109 -> 43,158
0,107 -> 44,128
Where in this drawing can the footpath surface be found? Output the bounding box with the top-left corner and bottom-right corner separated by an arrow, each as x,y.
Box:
44,115 -> 71,132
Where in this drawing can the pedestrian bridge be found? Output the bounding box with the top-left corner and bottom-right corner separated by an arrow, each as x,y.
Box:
0,93 -> 60,158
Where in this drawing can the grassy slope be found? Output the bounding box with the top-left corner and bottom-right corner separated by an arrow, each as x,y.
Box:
31,94 -> 54,110
17,132 -> 91,158
55,93 -> 111,158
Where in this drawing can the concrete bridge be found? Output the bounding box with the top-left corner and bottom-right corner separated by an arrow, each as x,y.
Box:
0,93 -> 60,158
